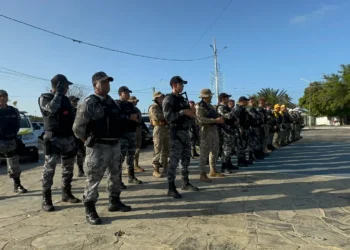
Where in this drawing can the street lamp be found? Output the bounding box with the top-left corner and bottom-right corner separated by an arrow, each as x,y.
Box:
210,38 -> 227,103
300,78 -> 312,127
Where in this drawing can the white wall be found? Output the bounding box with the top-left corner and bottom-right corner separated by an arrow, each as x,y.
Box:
316,116 -> 330,125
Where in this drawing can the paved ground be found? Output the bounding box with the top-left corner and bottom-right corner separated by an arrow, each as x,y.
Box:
1,128 -> 350,249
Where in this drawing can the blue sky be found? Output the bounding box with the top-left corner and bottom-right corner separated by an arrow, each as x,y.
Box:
1,0 -> 349,115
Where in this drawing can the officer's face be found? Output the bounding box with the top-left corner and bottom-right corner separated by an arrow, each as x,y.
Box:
95,80 -> 110,96
0,94 -> 8,107
120,91 -> 130,101
174,82 -> 184,93
249,99 -> 256,106
228,101 -> 234,108
259,100 -> 266,106
222,97 -> 229,105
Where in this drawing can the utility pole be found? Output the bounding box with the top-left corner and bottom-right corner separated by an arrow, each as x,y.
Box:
213,37 -> 219,103
210,37 -> 227,103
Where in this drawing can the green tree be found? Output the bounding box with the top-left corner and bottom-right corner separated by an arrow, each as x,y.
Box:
252,88 -> 294,107
299,64 -> 350,124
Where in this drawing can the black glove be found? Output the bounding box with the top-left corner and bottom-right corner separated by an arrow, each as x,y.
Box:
56,81 -> 65,93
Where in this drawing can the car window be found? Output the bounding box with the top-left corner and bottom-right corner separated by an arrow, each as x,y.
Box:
32,123 -> 41,130
142,116 -> 150,123
20,117 -> 31,128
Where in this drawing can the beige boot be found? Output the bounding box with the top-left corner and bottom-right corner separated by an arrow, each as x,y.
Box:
134,158 -> 145,172
200,172 -> 212,183
209,169 -> 225,178
152,165 -> 162,178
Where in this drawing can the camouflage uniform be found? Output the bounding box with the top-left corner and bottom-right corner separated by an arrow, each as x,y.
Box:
149,91 -> 169,177
39,74 -> 80,212
73,71 -> 132,225
162,76 -> 199,199
217,101 -> 242,170
69,96 -> 85,177
289,111 -> 297,142
234,103 -> 251,164
272,104 -> 283,148
196,89 -> 222,179
132,100 -> 144,171
116,90 -> 142,184
257,106 -> 269,152
246,105 -> 264,159
0,95 -> 27,193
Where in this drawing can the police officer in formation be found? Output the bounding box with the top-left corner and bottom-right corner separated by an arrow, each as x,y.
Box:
116,86 -> 143,186
148,91 -> 169,178
217,93 -> 242,172
2,72 -> 306,225
73,71 -> 136,225
39,75 -> 80,212
129,96 -> 145,173
196,89 -> 224,182
69,96 -> 86,177
0,89 -> 27,193
162,76 -> 199,199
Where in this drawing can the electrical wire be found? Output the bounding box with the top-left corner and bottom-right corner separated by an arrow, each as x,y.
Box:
0,14 -> 213,62
190,0 -> 233,49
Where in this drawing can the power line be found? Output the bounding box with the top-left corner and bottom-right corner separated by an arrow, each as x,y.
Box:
0,66 -> 157,92
0,14 -> 213,62
190,0 -> 233,49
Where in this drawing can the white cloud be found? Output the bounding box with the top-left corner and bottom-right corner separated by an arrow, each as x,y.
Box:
290,4 -> 339,24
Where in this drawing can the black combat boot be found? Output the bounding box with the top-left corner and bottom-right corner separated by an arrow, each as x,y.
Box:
128,169 -> 142,184
13,177 -> 27,193
221,162 -> 228,173
77,165 -> 85,177
84,201 -> 101,225
120,173 -> 127,189
181,178 -> 199,191
108,196 -> 132,212
42,189 -> 55,212
61,185 -> 81,203
238,158 -> 248,167
228,161 -> 239,171
168,181 -> 182,199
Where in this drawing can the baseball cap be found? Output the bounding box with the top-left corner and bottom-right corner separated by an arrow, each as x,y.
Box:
68,96 -> 80,102
229,99 -> 235,102
51,74 -> 73,86
219,93 -> 232,99
238,96 -> 249,102
118,86 -> 132,95
92,71 -> 114,84
189,100 -> 195,104
0,89 -> 8,96
170,76 -> 187,85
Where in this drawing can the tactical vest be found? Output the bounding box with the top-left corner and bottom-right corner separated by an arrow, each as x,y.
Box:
166,93 -> 190,129
39,93 -> 74,137
0,106 -> 19,140
115,100 -> 137,133
257,107 -> 267,124
86,95 -> 122,138
235,104 -> 249,129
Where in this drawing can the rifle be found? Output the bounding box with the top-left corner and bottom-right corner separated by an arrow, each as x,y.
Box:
199,100 -> 234,135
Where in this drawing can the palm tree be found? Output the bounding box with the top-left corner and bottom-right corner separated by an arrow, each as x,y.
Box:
256,88 -> 293,106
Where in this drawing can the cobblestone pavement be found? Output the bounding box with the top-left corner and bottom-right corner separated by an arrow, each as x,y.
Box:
0,129 -> 350,249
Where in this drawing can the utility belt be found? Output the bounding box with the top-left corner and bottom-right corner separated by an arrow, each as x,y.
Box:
170,123 -> 189,131
153,120 -> 168,126
95,138 -> 120,145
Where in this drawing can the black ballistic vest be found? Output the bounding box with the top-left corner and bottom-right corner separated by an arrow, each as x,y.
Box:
39,93 -> 74,137
0,106 -> 19,140
86,95 -> 123,138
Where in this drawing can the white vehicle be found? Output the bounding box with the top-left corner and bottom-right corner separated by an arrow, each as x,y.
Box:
32,122 -> 45,139
17,112 -> 39,162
